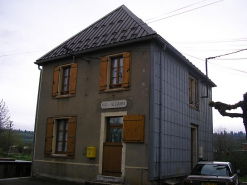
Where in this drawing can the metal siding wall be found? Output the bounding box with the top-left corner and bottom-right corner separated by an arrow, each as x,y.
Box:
149,44 -> 213,180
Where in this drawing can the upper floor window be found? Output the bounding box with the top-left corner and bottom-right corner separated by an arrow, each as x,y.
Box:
189,75 -> 199,109
110,57 -> 123,88
52,63 -> 77,97
99,52 -> 131,92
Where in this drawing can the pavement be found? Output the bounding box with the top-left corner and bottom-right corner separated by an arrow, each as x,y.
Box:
0,177 -> 85,185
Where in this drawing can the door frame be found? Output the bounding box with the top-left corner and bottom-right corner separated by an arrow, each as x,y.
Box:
191,124 -> 198,170
99,111 -> 127,177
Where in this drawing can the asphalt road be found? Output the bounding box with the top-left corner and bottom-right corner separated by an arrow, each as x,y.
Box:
0,177 -> 85,185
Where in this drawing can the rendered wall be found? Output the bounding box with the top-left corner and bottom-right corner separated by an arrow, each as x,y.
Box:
33,42 -> 153,184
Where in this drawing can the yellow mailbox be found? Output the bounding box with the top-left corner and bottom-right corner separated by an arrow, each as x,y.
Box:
87,147 -> 96,158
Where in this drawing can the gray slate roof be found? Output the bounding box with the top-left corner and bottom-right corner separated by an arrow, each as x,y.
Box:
36,5 -> 156,63
35,5 -> 215,87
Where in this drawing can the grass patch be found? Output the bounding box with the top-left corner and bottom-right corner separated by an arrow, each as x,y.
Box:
0,153 -> 32,161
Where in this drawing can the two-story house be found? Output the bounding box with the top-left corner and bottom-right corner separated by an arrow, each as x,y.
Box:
33,5 -> 216,185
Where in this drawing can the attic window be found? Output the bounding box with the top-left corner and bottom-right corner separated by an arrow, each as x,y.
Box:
85,39 -> 91,42
70,43 -> 75,46
120,36 -> 127,41
83,45 -> 89,49
131,27 -> 137,31
94,36 -> 99,40
121,30 -> 127,33
130,34 -> 137,39
101,40 -> 107,45
92,42 -> 98,47
111,38 -> 117,42
109,22 -> 115,26
78,40 -> 82,43
101,25 -> 106,28
112,32 -> 117,35
93,27 -> 98,30
118,20 -> 123,23
103,34 -> 108,37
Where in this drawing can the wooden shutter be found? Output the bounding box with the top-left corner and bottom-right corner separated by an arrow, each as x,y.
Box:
189,76 -> 193,104
69,63 -> 78,94
123,115 -> 144,143
67,117 -> 77,157
195,80 -> 198,108
52,67 -> 60,97
99,57 -> 108,91
122,52 -> 131,88
44,118 -> 54,156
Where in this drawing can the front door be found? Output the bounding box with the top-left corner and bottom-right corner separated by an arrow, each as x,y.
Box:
102,117 -> 123,177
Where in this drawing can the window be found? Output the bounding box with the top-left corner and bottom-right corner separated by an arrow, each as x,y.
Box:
189,75 -> 198,109
56,119 -> 68,153
106,117 -> 123,142
99,52 -> 131,91
44,117 -> 77,157
110,57 -> 123,89
52,63 -> 77,97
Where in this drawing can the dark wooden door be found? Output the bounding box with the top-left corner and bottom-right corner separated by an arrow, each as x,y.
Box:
102,117 -> 123,177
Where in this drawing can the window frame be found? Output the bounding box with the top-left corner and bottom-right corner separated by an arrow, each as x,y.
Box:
55,119 -> 69,154
52,63 -> 77,98
189,75 -> 199,109
44,117 -> 77,158
99,52 -> 131,92
60,66 -> 71,95
109,56 -> 123,89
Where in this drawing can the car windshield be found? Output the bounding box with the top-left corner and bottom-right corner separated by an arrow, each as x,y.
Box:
191,164 -> 231,177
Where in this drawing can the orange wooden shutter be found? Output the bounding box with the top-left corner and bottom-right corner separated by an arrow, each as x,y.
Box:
52,67 -> 60,97
123,115 -> 144,143
44,118 -> 54,156
122,52 -> 131,88
67,117 -> 77,156
99,57 -> 108,91
69,63 -> 78,94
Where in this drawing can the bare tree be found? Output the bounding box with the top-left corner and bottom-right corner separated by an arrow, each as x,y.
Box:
0,99 -> 11,132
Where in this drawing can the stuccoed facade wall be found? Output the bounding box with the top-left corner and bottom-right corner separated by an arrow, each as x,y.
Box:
33,42 -> 153,184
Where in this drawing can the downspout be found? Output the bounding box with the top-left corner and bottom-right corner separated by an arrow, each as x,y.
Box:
159,50 -> 162,184
158,44 -> 166,184
31,65 -> 43,176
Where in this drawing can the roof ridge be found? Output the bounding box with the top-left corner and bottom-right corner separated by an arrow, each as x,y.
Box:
36,5 -> 156,63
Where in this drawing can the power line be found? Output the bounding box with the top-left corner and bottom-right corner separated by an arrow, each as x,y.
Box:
146,0 -> 225,24
0,50 -> 48,58
183,52 -> 247,74
145,0 -> 208,22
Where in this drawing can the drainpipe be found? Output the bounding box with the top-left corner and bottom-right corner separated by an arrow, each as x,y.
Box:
159,50 -> 162,184
159,44 -> 166,184
31,65 -> 43,176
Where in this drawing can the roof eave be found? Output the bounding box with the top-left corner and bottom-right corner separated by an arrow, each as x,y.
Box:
35,34 -> 157,65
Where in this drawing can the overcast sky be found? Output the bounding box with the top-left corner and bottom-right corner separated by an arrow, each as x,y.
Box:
0,0 -> 246,132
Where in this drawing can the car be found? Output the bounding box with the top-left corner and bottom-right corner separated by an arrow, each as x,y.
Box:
185,161 -> 239,185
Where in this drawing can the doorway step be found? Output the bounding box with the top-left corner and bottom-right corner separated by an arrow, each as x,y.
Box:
85,175 -> 124,185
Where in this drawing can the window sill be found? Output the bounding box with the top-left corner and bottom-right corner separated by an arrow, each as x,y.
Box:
189,104 -> 199,111
53,94 -> 76,99
100,88 -> 130,93
44,154 -> 75,159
